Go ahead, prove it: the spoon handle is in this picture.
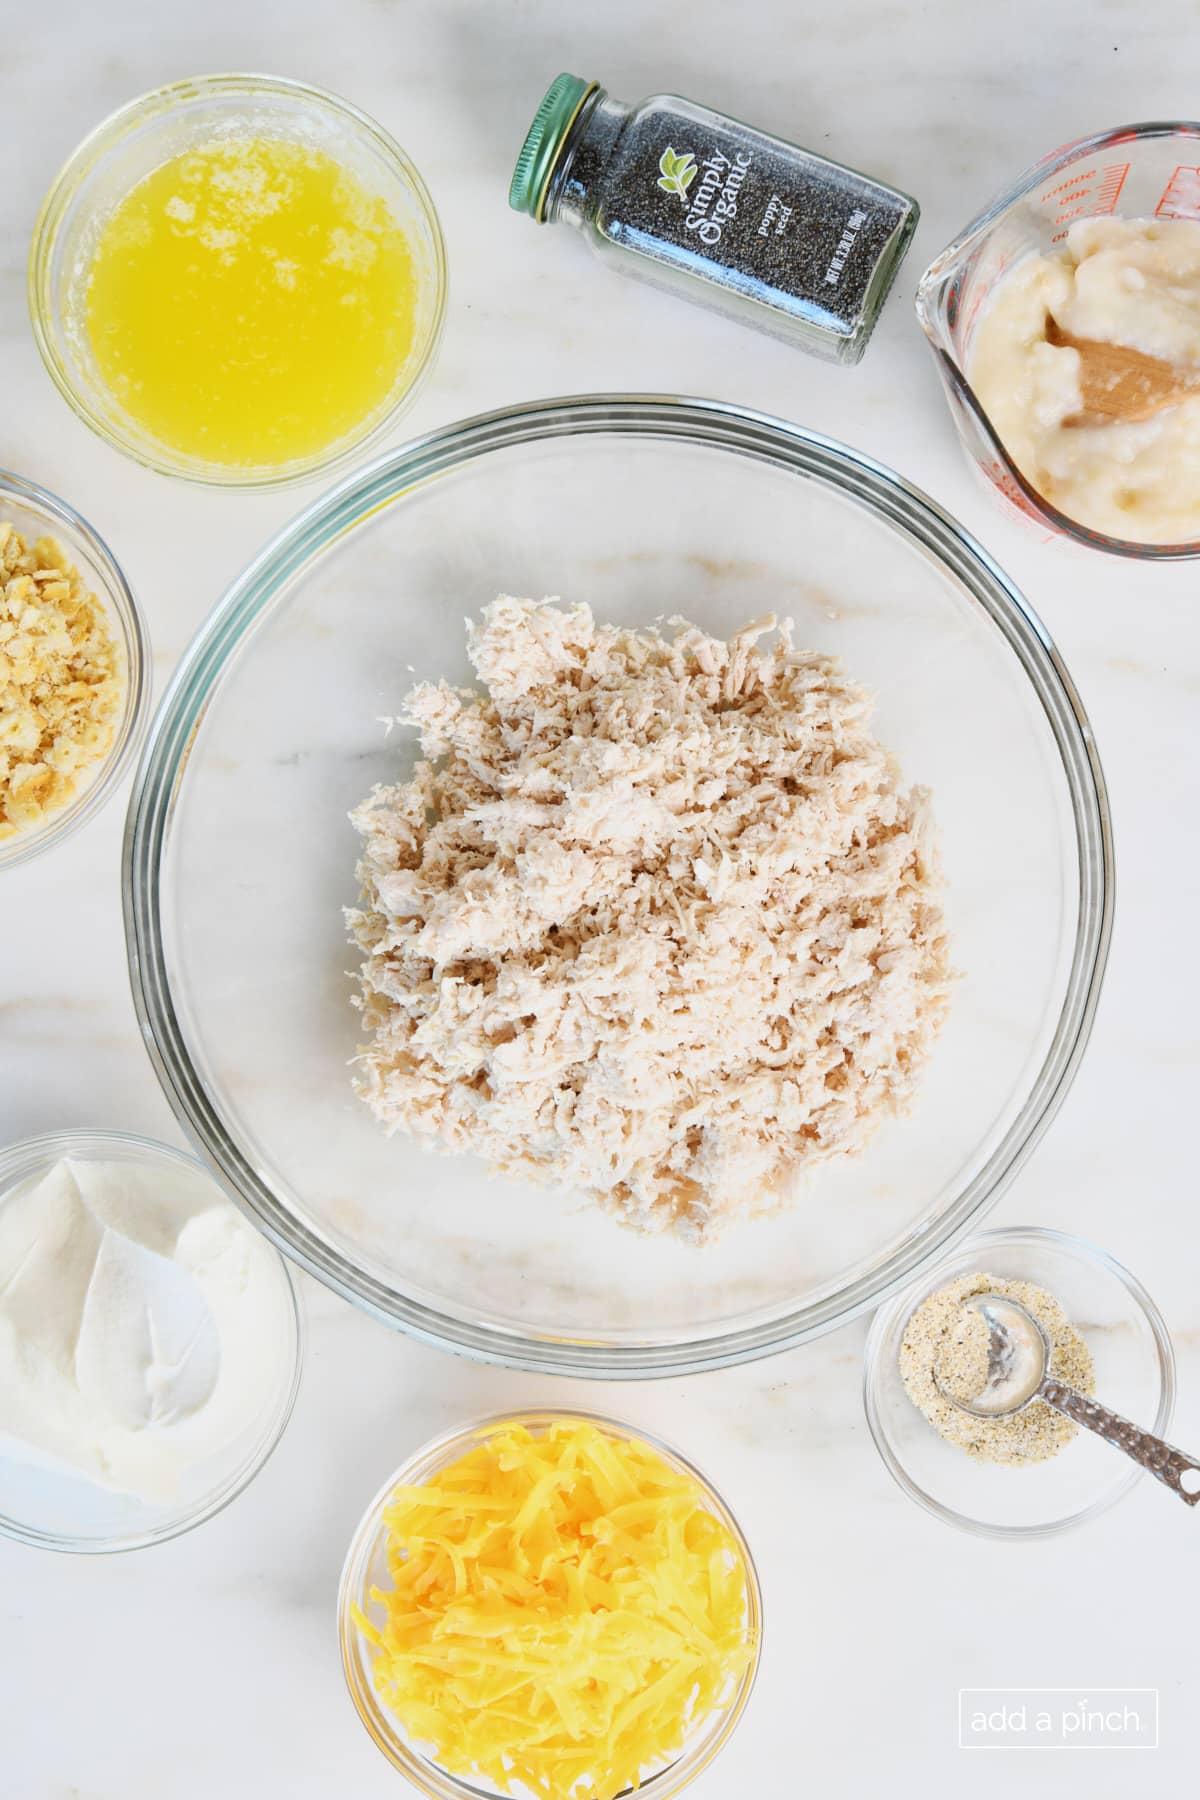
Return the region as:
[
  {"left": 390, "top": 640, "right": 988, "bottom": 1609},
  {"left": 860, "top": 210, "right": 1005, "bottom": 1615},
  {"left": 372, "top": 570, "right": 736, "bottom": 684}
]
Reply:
[{"left": 1041, "top": 1379, "right": 1200, "bottom": 1506}]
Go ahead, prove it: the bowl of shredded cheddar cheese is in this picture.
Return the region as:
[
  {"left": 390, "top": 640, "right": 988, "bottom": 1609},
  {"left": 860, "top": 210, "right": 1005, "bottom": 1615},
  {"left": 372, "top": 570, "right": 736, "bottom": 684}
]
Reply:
[{"left": 338, "top": 1411, "right": 761, "bottom": 1799}]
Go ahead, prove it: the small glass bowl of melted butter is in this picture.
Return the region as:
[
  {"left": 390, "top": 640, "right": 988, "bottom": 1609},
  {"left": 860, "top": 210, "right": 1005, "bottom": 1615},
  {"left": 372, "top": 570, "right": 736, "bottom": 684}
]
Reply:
[{"left": 30, "top": 73, "right": 447, "bottom": 488}]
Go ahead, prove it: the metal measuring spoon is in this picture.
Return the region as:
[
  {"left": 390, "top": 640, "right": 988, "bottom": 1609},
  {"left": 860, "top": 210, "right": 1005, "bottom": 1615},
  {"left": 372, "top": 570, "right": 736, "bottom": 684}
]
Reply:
[{"left": 935, "top": 1292, "right": 1200, "bottom": 1506}]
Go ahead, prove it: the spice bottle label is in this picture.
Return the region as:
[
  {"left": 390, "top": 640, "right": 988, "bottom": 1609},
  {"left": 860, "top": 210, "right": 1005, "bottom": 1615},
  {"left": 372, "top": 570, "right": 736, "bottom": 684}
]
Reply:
[{"left": 602, "top": 116, "right": 909, "bottom": 329}]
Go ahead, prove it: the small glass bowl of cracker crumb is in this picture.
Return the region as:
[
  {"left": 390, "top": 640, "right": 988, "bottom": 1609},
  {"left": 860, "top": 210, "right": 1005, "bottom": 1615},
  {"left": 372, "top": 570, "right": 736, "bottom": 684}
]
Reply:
[
  {"left": 863, "top": 1227, "right": 1176, "bottom": 1538},
  {"left": 0, "top": 471, "right": 148, "bottom": 871}
]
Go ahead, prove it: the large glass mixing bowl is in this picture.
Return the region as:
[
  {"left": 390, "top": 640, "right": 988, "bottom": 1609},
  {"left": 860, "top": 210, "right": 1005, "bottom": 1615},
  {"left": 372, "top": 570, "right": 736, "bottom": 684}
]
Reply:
[{"left": 123, "top": 397, "right": 1112, "bottom": 1376}]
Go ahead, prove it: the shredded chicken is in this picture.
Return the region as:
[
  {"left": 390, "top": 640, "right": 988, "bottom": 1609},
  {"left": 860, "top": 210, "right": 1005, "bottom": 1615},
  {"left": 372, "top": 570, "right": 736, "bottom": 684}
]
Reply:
[{"left": 346, "top": 598, "right": 951, "bottom": 1241}]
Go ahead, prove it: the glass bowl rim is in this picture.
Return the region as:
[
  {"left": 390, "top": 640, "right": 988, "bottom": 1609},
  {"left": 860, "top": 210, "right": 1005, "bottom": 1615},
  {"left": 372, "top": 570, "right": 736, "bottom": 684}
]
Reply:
[
  {"left": 121, "top": 392, "right": 1114, "bottom": 1377},
  {"left": 0, "top": 1126, "right": 304, "bottom": 1554},
  {"left": 27, "top": 70, "right": 448, "bottom": 491},
  {"left": 337, "top": 1405, "right": 763, "bottom": 1799},
  {"left": 861, "top": 1223, "right": 1177, "bottom": 1540},
  {"left": 0, "top": 468, "right": 150, "bottom": 871},
  {"left": 915, "top": 119, "right": 1200, "bottom": 560}
]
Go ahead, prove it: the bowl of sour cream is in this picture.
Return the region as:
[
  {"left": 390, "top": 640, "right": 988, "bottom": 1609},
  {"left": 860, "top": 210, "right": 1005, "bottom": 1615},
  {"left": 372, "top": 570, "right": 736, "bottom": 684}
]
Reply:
[{"left": 0, "top": 1129, "right": 302, "bottom": 1552}]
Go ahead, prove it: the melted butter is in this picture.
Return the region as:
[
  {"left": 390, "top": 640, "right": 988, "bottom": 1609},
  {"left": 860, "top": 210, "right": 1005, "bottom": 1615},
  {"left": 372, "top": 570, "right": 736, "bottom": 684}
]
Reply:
[{"left": 85, "top": 137, "right": 419, "bottom": 468}]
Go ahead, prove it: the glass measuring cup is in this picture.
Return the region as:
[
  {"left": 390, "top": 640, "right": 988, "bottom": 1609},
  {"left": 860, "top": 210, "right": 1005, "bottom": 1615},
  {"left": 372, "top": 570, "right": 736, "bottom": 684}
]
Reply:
[{"left": 916, "top": 121, "right": 1200, "bottom": 559}]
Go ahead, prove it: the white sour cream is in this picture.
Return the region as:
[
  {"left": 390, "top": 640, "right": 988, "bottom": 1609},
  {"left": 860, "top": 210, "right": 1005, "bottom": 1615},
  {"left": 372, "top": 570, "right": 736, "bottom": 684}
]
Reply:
[{"left": 0, "top": 1156, "right": 289, "bottom": 1501}]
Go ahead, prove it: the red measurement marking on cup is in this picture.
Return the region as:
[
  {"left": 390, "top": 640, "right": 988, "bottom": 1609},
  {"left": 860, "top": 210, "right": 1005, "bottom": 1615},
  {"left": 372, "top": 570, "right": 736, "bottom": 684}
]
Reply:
[
  {"left": 957, "top": 249, "right": 1014, "bottom": 344},
  {"left": 1094, "top": 162, "right": 1129, "bottom": 210},
  {"left": 987, "top": 459, "right": 1044, "bottom": 524},
  {"left": 1156, "top": 166, "right": 1200, "bottom": 219},
  {"left": 1044, "top": 162, "right": 1129, "bottom": 240}
]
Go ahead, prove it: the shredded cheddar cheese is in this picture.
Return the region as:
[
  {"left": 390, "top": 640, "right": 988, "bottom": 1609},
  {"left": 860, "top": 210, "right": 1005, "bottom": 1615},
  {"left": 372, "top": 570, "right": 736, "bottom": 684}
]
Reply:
[{"left": 356, "top": 1420, "right": 754, "bottom": 1798}]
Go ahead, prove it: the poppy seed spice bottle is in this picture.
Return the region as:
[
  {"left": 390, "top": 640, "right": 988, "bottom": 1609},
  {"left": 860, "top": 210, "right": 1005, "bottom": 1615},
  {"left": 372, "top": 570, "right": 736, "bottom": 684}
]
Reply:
[{"left": 509, "top": 74, "right": 919, "bottom": 365}]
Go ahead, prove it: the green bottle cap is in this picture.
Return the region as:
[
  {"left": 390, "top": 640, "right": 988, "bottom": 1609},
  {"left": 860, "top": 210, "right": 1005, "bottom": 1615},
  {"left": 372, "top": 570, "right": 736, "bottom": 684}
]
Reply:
[{"left": 509, "top": 73, "right": 597, "bottom": 221}]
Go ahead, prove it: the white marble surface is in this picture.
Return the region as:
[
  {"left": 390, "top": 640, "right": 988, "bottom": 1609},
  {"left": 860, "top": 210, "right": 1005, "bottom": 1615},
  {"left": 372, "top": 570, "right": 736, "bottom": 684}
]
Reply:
[{"left": 3, "top": 1, "right": 1200, "bottom": 1794}]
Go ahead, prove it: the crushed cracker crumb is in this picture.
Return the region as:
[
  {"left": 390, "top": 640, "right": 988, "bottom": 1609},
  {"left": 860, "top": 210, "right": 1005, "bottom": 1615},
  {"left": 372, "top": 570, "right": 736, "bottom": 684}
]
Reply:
[{"left": 0, "top": 525, "right": 123, "bottom": 840}]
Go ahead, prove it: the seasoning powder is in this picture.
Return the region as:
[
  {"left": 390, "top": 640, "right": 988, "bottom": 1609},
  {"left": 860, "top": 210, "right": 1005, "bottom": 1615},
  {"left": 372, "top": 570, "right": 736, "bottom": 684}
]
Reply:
[{"left": 899, "top": 1271, "right": 1096, "bottom": 1465}]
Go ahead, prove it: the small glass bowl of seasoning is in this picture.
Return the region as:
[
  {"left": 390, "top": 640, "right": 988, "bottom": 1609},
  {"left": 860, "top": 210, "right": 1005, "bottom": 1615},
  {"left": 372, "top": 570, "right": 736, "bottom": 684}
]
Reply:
[
  {"left": 0, "top": 471, "right": 149, "bottom": 873},
  {"left": 339, "top": 1409, "right": 762, "bottom": 1798},
  {"left": 29, "top": 73, "right": 447, "bottom": 488},
  {"left": 863, "top": 1226, "right": 1176, "bottom": 1538},
  {"left": 0, "top": 1129, "right": 303, "bottom": 1553}
]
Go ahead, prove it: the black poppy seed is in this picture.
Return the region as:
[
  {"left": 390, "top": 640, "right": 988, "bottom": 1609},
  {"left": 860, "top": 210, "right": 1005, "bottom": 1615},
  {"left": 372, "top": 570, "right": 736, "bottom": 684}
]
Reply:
[{"left": 526, "top": 81, "right": 919, "bottom": 365}]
